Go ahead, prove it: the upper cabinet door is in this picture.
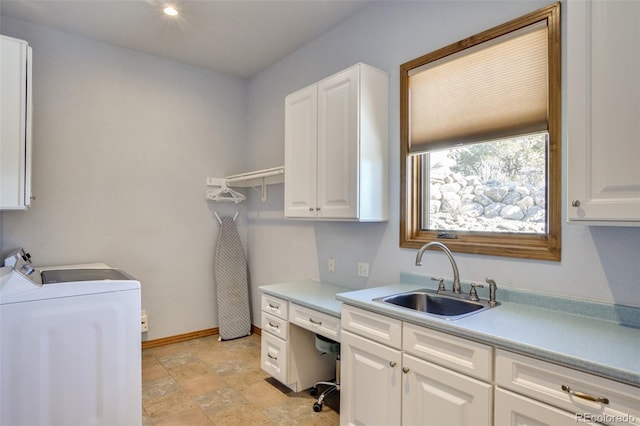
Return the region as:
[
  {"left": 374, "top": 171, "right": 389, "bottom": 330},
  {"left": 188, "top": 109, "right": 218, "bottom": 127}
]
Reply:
[
  {"left": 567, "top": 0, "right": 640, "bottom": 224},
  {"left": 284, "top": 84, "right": 318, "bottom": 218},
  {"left": 317, "top": 66, "right": 359, "bottom": 219},
  {"left": 1, "top": 35, "right": 32, "bottom": 210}
]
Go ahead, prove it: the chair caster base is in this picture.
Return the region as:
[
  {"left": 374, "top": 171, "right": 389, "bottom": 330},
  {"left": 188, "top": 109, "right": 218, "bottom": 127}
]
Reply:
[
  {"left": 310, "top": 386, "right": 318, "bottom": 396},
  {"left": 313, "top": 402, "right": 323, "bottom": 412}
]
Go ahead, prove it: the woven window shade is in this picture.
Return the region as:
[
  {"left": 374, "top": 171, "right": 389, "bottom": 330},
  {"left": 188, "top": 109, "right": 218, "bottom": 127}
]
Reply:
[{"left": 409, "top": 22, "right": 549, "bottom": 153}]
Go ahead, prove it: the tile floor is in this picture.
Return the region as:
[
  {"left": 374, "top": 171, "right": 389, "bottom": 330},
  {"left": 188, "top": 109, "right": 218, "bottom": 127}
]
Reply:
[{"left": 142, "top": 333, "right": 340, "bottom": 425}]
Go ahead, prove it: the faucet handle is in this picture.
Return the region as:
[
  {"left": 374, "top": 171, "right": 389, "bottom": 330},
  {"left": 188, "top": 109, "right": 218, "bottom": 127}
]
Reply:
[
  {"left": 431, "top": 277, "right": 446, "bottom": 292},
  {"left": 469, "top": 283, "right": 484, "bottom": 301}
]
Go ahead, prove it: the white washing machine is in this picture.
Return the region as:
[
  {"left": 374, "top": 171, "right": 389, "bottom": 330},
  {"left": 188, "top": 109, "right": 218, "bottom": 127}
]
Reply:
[{"left": 0, "top": 248, "right": 141, "bottom": 426}]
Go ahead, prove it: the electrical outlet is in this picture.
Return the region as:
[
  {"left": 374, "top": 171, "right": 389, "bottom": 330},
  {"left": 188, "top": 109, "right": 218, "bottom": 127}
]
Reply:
[
  {"left": 357, "top": 262, "right": 369, "bottom": 277},
  {"left": 141, "top": 309, "right": 149, "bottom": 333},
  {"left": 328, "top": 257, "right": 336, "bottom": 273}
]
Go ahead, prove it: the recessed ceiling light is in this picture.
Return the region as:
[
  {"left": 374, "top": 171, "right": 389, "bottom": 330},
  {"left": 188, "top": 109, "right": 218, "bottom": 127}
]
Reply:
[{"left": 163, "top": 6, "right": 178, "bottom": 17}]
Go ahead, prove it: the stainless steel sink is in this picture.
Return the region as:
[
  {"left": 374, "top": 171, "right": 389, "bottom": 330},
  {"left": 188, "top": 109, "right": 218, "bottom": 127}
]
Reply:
[{"left": 373, "top": 289, "right": 498, "bottom": 320}]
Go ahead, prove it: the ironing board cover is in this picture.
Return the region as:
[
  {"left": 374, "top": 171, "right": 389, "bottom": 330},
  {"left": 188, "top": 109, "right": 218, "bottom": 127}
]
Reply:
[{"left": 214, "top": 216, "right": 251, "bottom": 340}]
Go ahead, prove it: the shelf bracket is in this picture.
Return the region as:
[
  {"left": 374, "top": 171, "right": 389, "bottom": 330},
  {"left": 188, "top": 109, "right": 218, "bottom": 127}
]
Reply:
[{"left": 261, "top": 178, "right": 268, "bottom": 202}]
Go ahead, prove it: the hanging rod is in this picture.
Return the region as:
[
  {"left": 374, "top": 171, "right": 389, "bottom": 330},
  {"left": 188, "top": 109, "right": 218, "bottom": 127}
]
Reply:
[
  {"left": 206, "top": 166, "right": 284, "bottom": 202},
  {"left": 225, "top": 166, "right": 284, "bottom": 187}
]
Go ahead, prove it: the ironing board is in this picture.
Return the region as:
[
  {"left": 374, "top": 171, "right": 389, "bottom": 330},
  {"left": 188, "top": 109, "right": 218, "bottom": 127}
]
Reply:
[{"left": 214, "top": 215, "right": 251, "bottom": 340}]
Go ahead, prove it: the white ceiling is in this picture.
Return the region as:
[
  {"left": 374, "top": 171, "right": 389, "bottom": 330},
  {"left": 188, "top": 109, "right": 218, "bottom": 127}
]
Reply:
[{"left": 0, "top": 0, "right": 371, "bottom": 78}]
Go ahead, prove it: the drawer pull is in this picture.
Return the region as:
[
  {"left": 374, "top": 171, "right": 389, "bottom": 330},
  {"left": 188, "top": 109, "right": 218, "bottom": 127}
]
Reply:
[
  {"left": 268, "top": 321, "right": 279, "bottom": 329},
  {"left": 267, "top": 353, "right": 278, "bottom": 360},
  {"left": 389, "top": 361, "right": 397, "bottom": 368},
  {"left": 268, "top": 303, "right": 279, "bottom": 310},
  {"left": 561, "top": 385, "right": 609, "bottom": 405},
  {"left": 309, "top": 318, "right": 322, "bottom": 326}
]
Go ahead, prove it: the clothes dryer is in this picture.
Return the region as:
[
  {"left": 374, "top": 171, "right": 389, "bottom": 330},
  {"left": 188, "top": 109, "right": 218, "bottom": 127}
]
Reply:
[{"left": 0, "top": 249, "right": 141, "bottom": 426}]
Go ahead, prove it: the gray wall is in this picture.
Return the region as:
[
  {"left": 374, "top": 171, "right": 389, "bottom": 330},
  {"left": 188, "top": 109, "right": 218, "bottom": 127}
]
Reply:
[
  {"left": 1, "top": 16, "right": 248, "bottom": 340},
  {"left": 3, "top": 1, "right": 639, "bottom": 341},
  {"left": 244, "top": 0, "right": 640, "bottom": 327}
]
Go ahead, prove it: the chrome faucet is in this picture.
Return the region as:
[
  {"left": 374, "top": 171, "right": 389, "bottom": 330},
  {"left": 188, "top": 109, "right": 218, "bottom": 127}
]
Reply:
[
  {"left": 415, "top": 242, "right": 461, "bottom": 294},
  {"left": 485, "top": 278, "right": 498, "bottom": 306}
]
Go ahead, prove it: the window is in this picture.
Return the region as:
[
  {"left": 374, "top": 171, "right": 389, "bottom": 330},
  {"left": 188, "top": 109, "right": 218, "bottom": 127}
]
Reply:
[{"left": 400, "top": 3, "right": 561, "bottom": 261}]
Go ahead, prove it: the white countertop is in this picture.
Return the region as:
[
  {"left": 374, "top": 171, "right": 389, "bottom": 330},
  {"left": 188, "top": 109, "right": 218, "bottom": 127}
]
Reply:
[
  {"left": 259, "top": 277, "right": 640, "bottom": 386},
  {"left": 336, "top": 281, "right": 640, "bottom": 387},
  {"left": 260, "top": 279, "right": 349, "bottom": 318}
]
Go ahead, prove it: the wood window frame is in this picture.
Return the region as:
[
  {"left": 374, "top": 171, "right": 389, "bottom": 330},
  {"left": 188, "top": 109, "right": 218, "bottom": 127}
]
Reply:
[{"left": 400, "top": 3, "right": 561, "bottom": 261}]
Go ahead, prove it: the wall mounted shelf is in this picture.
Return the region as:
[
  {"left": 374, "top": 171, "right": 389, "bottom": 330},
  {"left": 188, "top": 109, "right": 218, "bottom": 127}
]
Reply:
[{"left": 206, "top": 166, "right": 284, "bottom": 202}]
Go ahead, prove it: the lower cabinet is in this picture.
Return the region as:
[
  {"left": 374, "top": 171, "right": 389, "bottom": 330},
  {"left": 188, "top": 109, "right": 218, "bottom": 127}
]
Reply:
[
  {"left": 340, "top": 304, "right": 640, "bottom": 426},
  {"left": 260, "top": 294, "right": 336, "bottom": 392},
  {"left": 340, "top": 305, "right": 492, "bottom": 426},
  {"left": 495, "top": 349, "right": 640, "bottom": 426}
]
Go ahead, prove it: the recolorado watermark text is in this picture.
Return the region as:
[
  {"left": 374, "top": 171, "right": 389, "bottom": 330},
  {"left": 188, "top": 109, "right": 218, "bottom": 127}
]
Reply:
[{"left": 576, "top": 413, "right": 636, "bottom": 423}]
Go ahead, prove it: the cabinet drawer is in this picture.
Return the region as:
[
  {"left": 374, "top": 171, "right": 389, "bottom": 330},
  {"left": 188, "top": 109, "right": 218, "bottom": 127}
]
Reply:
[
  {"left": 341, "top": 304, "right": 401, "bottom": 349},
  {"left": 261, "top": 294, "right": 288, "bottom": 320},
  {"left": 261, "top": 312, "right": 288, "bottom": 340},
  {"left": 495, "top": 387, "right": 588, "bottom": 425},
  {"left": 261, "top": 332, "right": 288, "bottom": 385},
  {"left": 288, "top": 303, "right": 340, "bottom": 342},
  {"left": 496, "top": 349, "right": 640, "bottom": 425},
  {"left": 403, "top": 322, "right": 492, "bottom": 381}
]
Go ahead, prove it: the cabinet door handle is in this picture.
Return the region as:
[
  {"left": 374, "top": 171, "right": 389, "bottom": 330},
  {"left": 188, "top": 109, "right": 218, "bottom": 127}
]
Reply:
[
  {"left": 389, "top": 361, "right": 397, "bottom": 367},
  {"left": 561, "top": 385, "right": 609, "bottom": 405},
  {"left": 571, "top": 200, "right": 581, "bottom": 207},
  {"left": 267, "top": 353, "right": 278, "bottom": 360},
  {"left": 309, "top": 207, "right": 314, "bottom": 211},
  {"left": 309, "top": 318, "right": 322, "bottom": 325},
  {"left": 268, "top": 321, "right": 279, "bottom": 329},
  {"left": 402, "top": 367, "right": 410, "bottom": 374}
]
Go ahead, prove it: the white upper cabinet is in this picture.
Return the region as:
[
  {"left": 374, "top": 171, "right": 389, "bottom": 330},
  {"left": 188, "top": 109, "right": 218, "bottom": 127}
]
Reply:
[
  {"left": 567, "top": 0, "right": 640, "bottom": 224},
  {"left": 284, "top": 63, "right": 389, "bottom": 221},
  {"left": 1, "top": 35, "right": 33, "bottom": 210}
]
